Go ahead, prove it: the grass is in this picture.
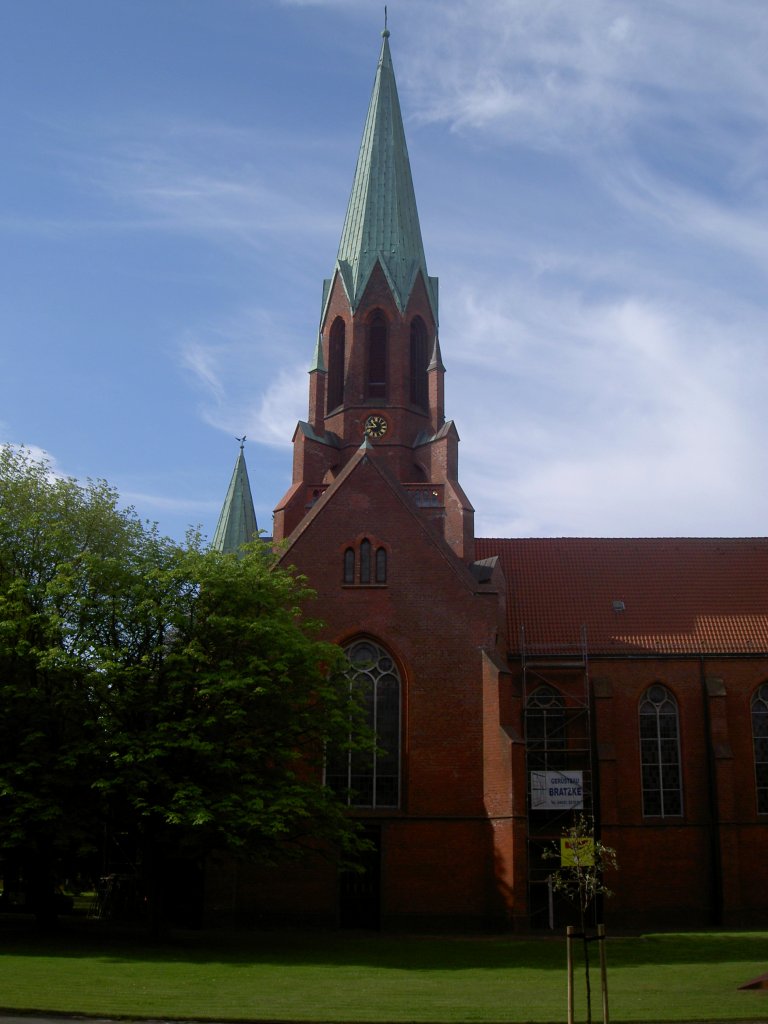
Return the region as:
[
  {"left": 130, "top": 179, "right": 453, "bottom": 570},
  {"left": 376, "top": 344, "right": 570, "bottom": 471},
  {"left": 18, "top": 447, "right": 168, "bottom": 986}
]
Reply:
[{"left": 0, "top": 920, "right": 766, "bottom": 1022}]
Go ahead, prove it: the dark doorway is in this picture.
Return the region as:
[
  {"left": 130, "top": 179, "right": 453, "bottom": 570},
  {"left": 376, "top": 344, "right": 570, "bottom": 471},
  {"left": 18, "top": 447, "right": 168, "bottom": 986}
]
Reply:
[
  {"left": 339, "top": 826, "right": 381, "bottom": 929},
  {"left": 162, "top": 856, "right": 205, "bottom": 928}
]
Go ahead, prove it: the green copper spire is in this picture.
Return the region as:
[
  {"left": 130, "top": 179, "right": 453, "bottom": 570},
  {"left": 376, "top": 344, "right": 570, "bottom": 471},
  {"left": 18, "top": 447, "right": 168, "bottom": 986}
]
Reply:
[
  {"left": 332, "top": 29, "right": 438, "bottom": 319},
  {"left": 212, "top": 439, "right": 259, "bottom": 554}
]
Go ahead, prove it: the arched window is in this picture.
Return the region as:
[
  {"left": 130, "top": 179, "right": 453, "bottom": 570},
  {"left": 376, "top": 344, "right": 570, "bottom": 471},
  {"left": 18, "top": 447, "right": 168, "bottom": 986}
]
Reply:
[
  {"left": 367, "top": 312, "right": 387, "bottom": 398},
  {"left": 328, "top": 318, "right": 345, "bottom": 411},
  {"left": 326, "top": 639, "right": 401, "bottom": 808},
  {"left": 359, "top": 539, "right": 371, "bottom": 583},
  {"left": 525, "top": 685, "right": 566, "bottom": 772},
  {"left": 342, "top": 539, "right": 388, "bottom": 586},
  {"left": 375, "top": 547, "right": 387, "bottom": 583},
  {"left": 752, "top": 683, "right": 768, "bottom": 814},
  {"left": 409, "top": 316, "right": 428, "bottom": 409},
  {"left": 639, "top": 684, "right": 682, "bottom": 817},
  {"left": 343, "top": 547, "right": 355, "bottom": 585}
]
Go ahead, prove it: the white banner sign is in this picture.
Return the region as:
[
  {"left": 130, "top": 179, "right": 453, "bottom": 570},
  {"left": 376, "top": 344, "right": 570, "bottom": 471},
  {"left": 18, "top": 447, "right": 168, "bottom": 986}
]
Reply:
[{"left": 530, "top": 770, "right": 584, "bottom": 810}]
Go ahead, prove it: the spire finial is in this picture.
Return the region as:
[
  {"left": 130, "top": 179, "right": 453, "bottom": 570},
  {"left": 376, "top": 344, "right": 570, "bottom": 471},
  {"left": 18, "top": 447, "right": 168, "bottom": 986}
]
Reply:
[
  {"left": 382, "top": 6, "right": 389, "bottom": 37},
  {"left": 236, "top": 434, "right": 246, "bottom": 450}
]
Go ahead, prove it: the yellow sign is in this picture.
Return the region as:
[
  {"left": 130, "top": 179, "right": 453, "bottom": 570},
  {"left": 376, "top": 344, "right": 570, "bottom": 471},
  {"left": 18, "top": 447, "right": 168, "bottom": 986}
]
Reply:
[{"left": 561, "top": 837, "right": 594, "bottom": 867}]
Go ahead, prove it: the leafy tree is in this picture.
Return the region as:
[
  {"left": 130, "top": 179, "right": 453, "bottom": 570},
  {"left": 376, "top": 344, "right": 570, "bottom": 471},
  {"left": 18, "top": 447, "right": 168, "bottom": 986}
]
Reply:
[
  {"left": 544, "top": 815, "right": 617, "bottom": 1024},
  {"left": 0, "top": 445, "right": 144, "bottom": 921},
  {"left": 95, "top": 538, "right": 367, "bottom": 929},
  {"left": 0, "top": 445, "right": 367, "bottom": 928}
]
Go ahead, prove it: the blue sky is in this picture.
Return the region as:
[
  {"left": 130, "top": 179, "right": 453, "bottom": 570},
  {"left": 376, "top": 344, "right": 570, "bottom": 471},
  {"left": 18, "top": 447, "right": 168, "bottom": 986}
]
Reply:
[{"left": 2, "top": 0, "right": 767, "bottom": 541}]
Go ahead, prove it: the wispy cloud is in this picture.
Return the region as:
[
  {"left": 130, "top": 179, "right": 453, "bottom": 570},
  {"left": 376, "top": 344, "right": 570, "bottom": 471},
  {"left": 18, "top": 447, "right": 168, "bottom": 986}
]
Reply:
[
  {"left": 6, "top": 117, "right": 343, "bottom": 249},
  {"left": 256, "top": 368, "right": 310, "bottom": 445},
  {"left": 401, "top": 2, "right": 768, "bottom": 141},
  {"left": 96, "top": 154, "right": 337, "bottom": 248},
  {"left": 120, "top": 490, "right": 220, "bottom": 516},
  {"left": 599, "top": 160, "right": 768, "bottom": 273},
  {"left": 179, "top": 307, "right": 307, "bottom": 447},
  {"left": 181, "top": 341, "right": 226, "bottom": 405},
  {"left": 448, "top": 277, "right": 768, "bottom": 536}
]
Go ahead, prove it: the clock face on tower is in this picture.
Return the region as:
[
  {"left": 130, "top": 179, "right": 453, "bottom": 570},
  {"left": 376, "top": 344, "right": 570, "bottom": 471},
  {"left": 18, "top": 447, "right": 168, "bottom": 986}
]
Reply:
[{"left": 363, "top": 414, "right": 388, "bottom": 439}]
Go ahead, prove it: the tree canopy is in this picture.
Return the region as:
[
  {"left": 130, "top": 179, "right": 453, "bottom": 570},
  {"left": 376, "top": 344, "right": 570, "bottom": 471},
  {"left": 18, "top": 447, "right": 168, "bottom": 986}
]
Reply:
[{"left": 0, "top": 445, "right": 365, "bottom": 925}]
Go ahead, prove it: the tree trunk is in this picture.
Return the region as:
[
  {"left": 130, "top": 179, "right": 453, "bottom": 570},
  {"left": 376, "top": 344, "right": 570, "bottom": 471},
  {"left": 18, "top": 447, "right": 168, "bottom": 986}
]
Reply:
[{"left": 581, "top": 906, "right": 592, "bottom": 1024}]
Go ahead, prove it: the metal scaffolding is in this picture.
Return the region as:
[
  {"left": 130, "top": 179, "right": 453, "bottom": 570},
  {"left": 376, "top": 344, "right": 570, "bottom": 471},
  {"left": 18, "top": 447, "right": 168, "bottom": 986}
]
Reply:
[{"left": 521, "top": 625, "right": 596, "bottom": 928}]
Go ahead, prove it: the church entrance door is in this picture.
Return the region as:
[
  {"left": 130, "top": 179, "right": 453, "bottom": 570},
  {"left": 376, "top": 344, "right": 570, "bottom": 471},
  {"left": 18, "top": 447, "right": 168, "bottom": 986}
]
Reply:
[{"left": 339, "top": 826, "right": 381, "bottom": 930}]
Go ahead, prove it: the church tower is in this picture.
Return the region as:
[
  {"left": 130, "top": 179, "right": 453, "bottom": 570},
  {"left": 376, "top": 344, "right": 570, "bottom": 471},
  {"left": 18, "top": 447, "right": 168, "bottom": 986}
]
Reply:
[
  {"left": 253, "top": 25, "right": 517, "bottom": 933},
  {"left": 273, "top": 28, "right": 474, "bottom": 561}
]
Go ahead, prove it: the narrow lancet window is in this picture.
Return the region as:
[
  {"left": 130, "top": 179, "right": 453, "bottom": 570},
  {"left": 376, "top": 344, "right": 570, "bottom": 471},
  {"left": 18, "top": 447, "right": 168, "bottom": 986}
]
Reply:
[
  {"left": 409, "top": 316, "right": 428, "bottom": 409},
  {"left": 359, "top": 539, "right": 371, "bottom": 583},
  {"left": 525, "top": 685, "right": 566, "bottom": 773},
  {"left": 328, "top": 318, "right": 346, "bottom": 411},
  {"left": 639, "top": 684, "right": 682, "bottom": 816},
  {"left": 343, "top": 547, "right": 355, "bottom": 584},
  {"left": 367, "top": 313, "right": 387, "bottom": 398},
  {"left": 375, "top": 547, "right": 387, "bottom": 583}
]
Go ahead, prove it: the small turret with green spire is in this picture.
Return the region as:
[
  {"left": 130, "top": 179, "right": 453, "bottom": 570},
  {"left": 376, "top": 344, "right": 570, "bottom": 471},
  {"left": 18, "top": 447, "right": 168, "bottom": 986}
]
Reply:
[{"left": 212, "top": 437, "right": 259, "bottom": 554}]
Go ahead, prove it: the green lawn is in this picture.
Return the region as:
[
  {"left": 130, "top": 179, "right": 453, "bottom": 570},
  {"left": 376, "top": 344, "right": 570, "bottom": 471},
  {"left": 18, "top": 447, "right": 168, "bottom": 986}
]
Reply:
[{"left": 0, "top": 923, "right": 766, "bottom": 1022}]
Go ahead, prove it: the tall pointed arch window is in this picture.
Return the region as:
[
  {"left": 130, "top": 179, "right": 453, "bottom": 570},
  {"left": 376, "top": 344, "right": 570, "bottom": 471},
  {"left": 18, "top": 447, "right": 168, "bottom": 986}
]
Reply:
[
  {"left": 367, "top": 312, "right": 387, "bottom": 399},
  {"left": 359, "top": 539, "right": 371, "bottom": 584},
  {"left": 328, "top": 317, "right": 345, "bottom": 411},
  {"left": 375, "top": 546, "right": 387, "bottom": 583},
  {"left": 639, "top": 684, "right": 682, "bottom": 817},
  {"left": 343, "top": 547, "right": 355, "bottom": 585},
  {"left": 409, "top": 316, "right": 428, "bottom": 409},
  {"left": 752, "top": 683, "right": 768, "bottom": 814},
  {"left": 326, "top": 639, "right": 401, "bottom": 808},
  {"left": 525, "top": 685, "right": 566, "bottom": 773}
]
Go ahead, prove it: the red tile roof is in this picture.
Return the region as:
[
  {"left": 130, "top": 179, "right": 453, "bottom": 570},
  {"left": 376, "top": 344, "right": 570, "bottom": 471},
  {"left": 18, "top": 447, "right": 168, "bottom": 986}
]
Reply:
[{"left": 474, "top": 537, "right": 768, "bottom": 656}]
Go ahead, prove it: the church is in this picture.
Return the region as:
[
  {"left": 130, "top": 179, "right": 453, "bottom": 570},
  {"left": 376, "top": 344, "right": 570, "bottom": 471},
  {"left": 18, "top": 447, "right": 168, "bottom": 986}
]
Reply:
[{"left": 209, "top": 29, "right": 768, "bottom": 932}]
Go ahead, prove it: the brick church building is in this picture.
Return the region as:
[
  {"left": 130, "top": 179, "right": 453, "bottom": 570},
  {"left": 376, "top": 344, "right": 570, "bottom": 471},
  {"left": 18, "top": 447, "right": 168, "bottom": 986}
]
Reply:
[{"left": 210, "top": 29, "right": 768, "bottom": 931}]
